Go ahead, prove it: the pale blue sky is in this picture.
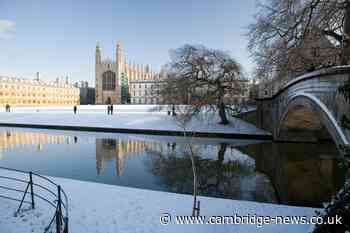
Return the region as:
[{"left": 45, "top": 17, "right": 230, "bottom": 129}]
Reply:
[{"left": 0, "top": 0, "right": 257, "bottom": 84}]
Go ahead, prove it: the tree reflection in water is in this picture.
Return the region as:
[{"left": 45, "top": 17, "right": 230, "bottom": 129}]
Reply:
[{"left": 145, "top": 142, "right": 277, "bottom": 203}]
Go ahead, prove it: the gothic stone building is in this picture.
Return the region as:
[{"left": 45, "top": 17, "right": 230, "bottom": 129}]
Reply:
[{"left": 95, "top": 42, "right": 163, "bottom": 104}]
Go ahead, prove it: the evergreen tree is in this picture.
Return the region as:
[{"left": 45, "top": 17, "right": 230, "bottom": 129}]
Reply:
[{"left": 120, "top": 72, "right": 129, "bottom": 104}]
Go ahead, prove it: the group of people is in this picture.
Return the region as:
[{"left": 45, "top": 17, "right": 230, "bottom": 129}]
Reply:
[
  {"left": 5, "top": 104, "right": 11, "bottom": 112},
  {"left": 73, "top": 105, "right": 115, "bottom": 114},
  {"left": 4, "top": 104, "right": 117, "bottom": 115},
  {"left": 107, "top": 105, "right": 114, "bottom": 115}
]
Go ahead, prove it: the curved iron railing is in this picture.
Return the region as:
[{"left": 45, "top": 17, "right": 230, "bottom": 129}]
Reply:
[{"left": 0, "top": 166, "right": 69, "bottom": 233}]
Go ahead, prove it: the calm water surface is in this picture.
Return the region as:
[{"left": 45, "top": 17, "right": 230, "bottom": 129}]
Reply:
[{"left": 0, "top": 127, "right": 345, "bottom": 207}]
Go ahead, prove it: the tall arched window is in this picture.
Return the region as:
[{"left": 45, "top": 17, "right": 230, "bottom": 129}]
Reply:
[{"left": 102, "top": 71, "right": 116, "bottom": 90}]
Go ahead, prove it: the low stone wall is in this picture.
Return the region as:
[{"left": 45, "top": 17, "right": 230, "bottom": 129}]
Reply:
[{"left": 237, "top": 110, "right": 258, "bottom": 126}]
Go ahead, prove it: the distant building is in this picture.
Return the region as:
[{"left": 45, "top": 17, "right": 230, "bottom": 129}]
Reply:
[
  {"left": 76, "top": 81, "right": 95, "bottom": 105},
  {"left": 130, "top": 78, "right": 165, "bottom": 104},
  {"left": 247, "top": 79, "right": 259, "bottom": 101},
  {"left": 185, "top": 79, "right": 250, "bottom": 105},
  {"left": 225, "top": 79, "right": 250, "bottom": 104},
  {"left": 95, "top": 41, "right": 162, "bottom": 104},
  {"left": 0, "top": 74, "right": 79, "bottom": 107}
]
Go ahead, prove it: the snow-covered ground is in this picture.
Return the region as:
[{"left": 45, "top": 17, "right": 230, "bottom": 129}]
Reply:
[
  {"left": 0, "top": 105, "right": 257, "bottom": 114},
  {"left": 0, "top": 105, "right": 268, "bottom": 136},
  {"left": 0, "top": 169, "right": 318, "bottom": 233},
  {"left": 1, "top": 105, "right": 166, "bottom": 114}
]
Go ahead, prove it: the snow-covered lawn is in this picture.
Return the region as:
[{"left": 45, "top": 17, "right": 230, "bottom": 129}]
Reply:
[
  {"left": 0, "top": 170, "right": 317, "bottom": 233},
  {"left": 0, "top": 105, "right": 268, "bottom": 136},
  {"left": 1, "top": 105, "right": 165, "bottom": 114}
]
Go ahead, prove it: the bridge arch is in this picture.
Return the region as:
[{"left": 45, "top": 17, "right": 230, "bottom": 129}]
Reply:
[{"left": 277, "top": 93, "right": 349, "bottom": 151}]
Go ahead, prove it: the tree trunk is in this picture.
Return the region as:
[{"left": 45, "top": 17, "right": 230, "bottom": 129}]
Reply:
[
  {"left": 341, "top": 3, "right": 350, "bottom": 65},
  {"left": 217, "top": 143, "right": 226, "bottom": 163},
  {"left": 218, "top": 88, "right": 229, "bottom": 125},
  {"left": 215, "top": 143, "right": 227, "bottom": 190}
]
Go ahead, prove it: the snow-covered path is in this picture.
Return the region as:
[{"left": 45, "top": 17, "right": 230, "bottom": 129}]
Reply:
[
  {"left": 0, "top": 173, "right": 317, "bottom": 233},
  {"left": 0, "top": 106, "right": 269, "bottom": 137}
]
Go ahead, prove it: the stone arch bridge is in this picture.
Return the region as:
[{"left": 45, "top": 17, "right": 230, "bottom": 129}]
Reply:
[{"left": 256, "top": 66, "right": 350, "bottom": 152}]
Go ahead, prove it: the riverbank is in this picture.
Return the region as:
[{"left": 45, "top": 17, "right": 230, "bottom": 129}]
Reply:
[
  {"left": 0, "top": 171, "right": 317, "bottom": 233},
  {"left": 0, "top": 106, "right": 271, "bottom": 140}
]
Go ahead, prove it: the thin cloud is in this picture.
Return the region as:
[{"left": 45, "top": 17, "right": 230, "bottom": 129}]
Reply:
[{"left": 0, "top": 19, "right": 16, "bottom": 39}]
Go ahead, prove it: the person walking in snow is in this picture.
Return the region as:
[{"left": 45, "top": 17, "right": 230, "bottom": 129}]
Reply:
[
  {"left": 110, "top": 105, "right": 114, "bottom": 115},
  {"left": 73, "top": 105, "right": 77, "bottom": 114},
  {"left": 107, "top": 105, "right": 110, "bottom": 115}
]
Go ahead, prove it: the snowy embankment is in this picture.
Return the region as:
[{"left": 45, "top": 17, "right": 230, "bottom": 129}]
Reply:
[
  {"left": 0, "top": 169, "right": 317, "bottom": 233},
  {"left": 0, "top": 105, "right": 269, "bottom": 137}
]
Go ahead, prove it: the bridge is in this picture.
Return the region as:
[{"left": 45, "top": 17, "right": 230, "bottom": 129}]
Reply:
[{"left": 255, "top": 66, "right": 350, "bottom": 153}]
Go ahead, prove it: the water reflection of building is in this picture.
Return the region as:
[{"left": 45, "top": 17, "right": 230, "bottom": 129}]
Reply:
[
  {"left": 0, "top": 131, "right": 72, "bottom": 157},
  {"left": 95, "top": 138, "right": 166, "bottom": 176},
  {"left": 95, "top": 139, "right": 144, "bottom": 176}
]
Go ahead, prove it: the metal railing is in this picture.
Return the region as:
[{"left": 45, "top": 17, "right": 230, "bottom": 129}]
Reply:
[{"left": 0, "top": 166, "right": 69, "bottom": 233}]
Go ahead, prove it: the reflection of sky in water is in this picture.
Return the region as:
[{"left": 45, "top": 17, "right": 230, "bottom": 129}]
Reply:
[{"left": 0, "top": 127, "right": 343, "bottom": 207}]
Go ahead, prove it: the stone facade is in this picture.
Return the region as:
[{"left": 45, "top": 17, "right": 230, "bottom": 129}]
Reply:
[
  {"left": 130, "top": 79, "right": 165, "bottom": 104},
  {"left": 95, "top": 42, "right": 162, "bottom": 104},
  {"left": 75, "top": 81, "right": 95, "bottom": 105},
  {"left": 0, "top": 75, "right": 79, "bottom": 107},
  {"left": 225, "top": 79, "right": 250, "bottom": 104}
]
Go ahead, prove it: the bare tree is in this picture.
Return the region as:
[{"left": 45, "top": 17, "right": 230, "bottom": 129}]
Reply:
[
  {"left": 161, "top": 44, "right": 246, "bottom": 125},
  {"left": 175, "top": 104, "right": 204, "bottom": 216},
  {"left": 248, "top": 0, "right": 350, "bottom": 80},
  {"left": 160, "top": 71, "right": 190, "bottom": 115}
]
